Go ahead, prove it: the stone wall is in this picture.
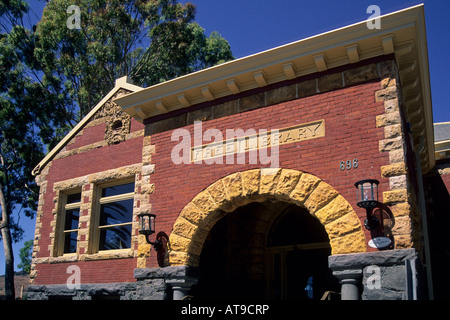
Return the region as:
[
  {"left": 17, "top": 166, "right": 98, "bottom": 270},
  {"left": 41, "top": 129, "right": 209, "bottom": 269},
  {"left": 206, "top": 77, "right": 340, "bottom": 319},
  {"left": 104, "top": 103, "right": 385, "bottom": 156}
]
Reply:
[
  {"left": 27, "top": 282, "right": 137, "bottom": 300},
  {"left": 375, "top": 61, "right": 422, "bottom": 251},
  {"left": 329, "top": 248, "right": 424, "bottom": 300}
]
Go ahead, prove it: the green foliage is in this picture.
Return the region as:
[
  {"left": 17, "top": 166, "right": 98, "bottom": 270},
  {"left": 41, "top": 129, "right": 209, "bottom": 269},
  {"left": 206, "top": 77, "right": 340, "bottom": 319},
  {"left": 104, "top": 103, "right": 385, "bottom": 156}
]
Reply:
[
  {"left": 1, "top": 4, "right": 47, "bottom": 242},
  {"left": 35, "top": 0, "right": 234, "bottom": 121},
  {"left": 0, "top": 0, "right": 233, "bottom": 243},
  {"left": 17, "top": 239, "right": 33, "bottom": 273},
  {"left": 1, "top": 0, "right": 233, "bottom": 299},
  {"left": 0, "top": 0, "right": 233, "bottom": 300}
]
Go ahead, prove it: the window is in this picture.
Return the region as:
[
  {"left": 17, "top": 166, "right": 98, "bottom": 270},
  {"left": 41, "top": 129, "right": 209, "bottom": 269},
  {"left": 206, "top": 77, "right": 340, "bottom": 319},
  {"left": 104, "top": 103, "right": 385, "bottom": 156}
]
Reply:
[
  {"left": 96, "top": 181, "right": 135, "bottom": 251},
  {"left": 60, "top": 192, "right": 81, "bottom": 255}
]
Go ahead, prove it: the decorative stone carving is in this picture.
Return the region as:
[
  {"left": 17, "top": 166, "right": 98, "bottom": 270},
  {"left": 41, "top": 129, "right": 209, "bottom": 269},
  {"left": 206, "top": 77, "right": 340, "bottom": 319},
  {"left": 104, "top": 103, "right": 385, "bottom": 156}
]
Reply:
[{"left": 93, "top": 89, "right": 132, "bottom": 145}]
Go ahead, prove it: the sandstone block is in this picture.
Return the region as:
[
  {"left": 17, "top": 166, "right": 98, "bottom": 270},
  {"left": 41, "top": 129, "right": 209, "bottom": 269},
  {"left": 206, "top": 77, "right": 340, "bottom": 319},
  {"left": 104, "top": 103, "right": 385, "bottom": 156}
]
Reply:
[
  {"left": 198, "top": 209, "right": 227, "bottom": 232},
  {"left": 375, "top": 86, "right": 398, "bottom": 102},
  {"left": 172, "top": 217, "right": 198, "bottom": 239},
  {"left": 325, "top": 213, "right": 363, "bottom": 238},
  {"left": 179, "top": 202, "right": 206, "bottom": 225},
  {"left": 380, "top": 76, "right": 396, "bottom": 89},
  {"left": 303, "top": 181, "right": 339, "bottom": 214},
  {"left": 266, "top": 84, "right": 296, "bottom": 106},
  {"left": 343, "top": 63, "right": 378, "bottom": 86},
  {"left": 329, "top": 232, "right": 366, "bottom": 255},
  {"left": 390, "top": 202, "right": 411, "bottom": 218},
  {"left": 192, "top": 190, "right": 217, "bottom": 214},
  {"left": 289, "top": 173, "right": 321, "bottom": 205},
  {"left": 239, "top": 92, "right": 265, "bottom": 112},
  {"left": 137, "top": 241, "right": 151, "bottom": 258},
  {"left": 187, "top": 106, "right": 213, "bottom": 124},
  {"left": 389, "top": 149, "right": 405, "bottom": 163},
  {"left": 168, "top": 251, "right": 188, "bottom": 266},
  {"left": 142, "top": 164, "right": 155, "bottom": 176},
  {"left": 259, "top": 168, "right": 281, "bottom": 196},
  {"left": 168, "top": 251, "right": 200, "bottom": 267},
  {"left": 378, "top": 60, "right": 395, "bottom": 78},
  {"left": 222, "top": 172, "right": 243, "bottom": 200},
  {"left": 206, "top": 180, "right": 230, "bottom": 211},
  {"left": 384, "top": 98, "right": 399, "bottom": 113},
  {"left": 314, "top": 195, "right": 355, "bottom": 225},
  {"left": 381, "top": 162, "right": 407, "bottom": 178},
  {"left": 241, "top": 169, "right": 261, "bottom": 198},
  {"left": 212, "top": 100, "right": 239, "bottom": 119},
  {"left": 384, "top": 124, "right": 402, "bottom": 139},
  {"left": 169, "top": 233, "right": 191, "bottom": 253},
  {"left": 379, "top": 136, "right": 403, "bottom": 152},
  {"left": 383, "top": 189, "right": 408, "bottom": 204},
  {"left": 297, "top": 79, "right": 317, "bottom": 98},
  {"left": 392, "top": 216, "right": 412, "bottom": 235},
  {"left": 137, "top": 257, "right": 146, "bottom": 268},
  {"left": 274, "top": 169, "right": 302, "bottom": 201},
  {"left": 317, "top": 72, "right": 343, "bottom": 92},
  {"left": 376, "top": 111, "right": 401, "bottom": 127},
  {"left": 393, "top": 234, "right": 413, "bottom": 249},
  {"left": 389, "top": 175, "right": 407, "bottom": 190}
]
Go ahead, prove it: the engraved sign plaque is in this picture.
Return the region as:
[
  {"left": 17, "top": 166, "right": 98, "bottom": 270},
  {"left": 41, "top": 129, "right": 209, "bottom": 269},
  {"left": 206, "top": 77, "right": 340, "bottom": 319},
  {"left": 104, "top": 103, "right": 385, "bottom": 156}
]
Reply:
[{"left": 191, "top": 119, "right": 325, "bottom": 162}]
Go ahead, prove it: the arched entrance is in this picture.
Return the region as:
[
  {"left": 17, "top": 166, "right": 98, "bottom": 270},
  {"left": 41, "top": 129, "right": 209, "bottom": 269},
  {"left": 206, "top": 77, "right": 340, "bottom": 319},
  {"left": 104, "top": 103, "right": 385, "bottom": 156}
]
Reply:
[
  {"left": 192, "top": 200, "right": 340, "bottom": 299},
  {"left": 168, "top": 169, "right": 366, "bottom": 298}
]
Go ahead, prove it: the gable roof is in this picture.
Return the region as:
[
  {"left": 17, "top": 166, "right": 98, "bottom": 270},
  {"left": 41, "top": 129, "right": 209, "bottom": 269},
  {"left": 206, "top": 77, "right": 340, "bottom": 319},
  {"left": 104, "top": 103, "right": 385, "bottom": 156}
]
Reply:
[
  {"left": 114, "top": 4, "right": 435, "bottom": 173},
  {"left": 32, "top": 77, "right": 142, "bottom": 176}
]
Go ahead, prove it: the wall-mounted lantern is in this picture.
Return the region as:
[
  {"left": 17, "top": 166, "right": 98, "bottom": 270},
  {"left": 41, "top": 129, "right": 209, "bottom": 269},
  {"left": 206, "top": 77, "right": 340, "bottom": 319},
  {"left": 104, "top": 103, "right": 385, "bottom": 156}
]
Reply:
[
  {"left": 354, "top": 179, "right": 381, "bottom": 230},
  {"left": 137, "top": 213, "right": 163, "bottom": 251},
  {"left": 354, "top": 179, "right": 394, "bottom": 250}
]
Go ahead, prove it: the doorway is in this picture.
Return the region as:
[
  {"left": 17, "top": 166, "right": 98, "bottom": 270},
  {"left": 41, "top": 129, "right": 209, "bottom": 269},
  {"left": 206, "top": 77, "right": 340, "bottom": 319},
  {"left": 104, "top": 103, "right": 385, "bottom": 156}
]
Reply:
[
  {"left": 265, "top": 205, "right": 336, "bottom": 299},
  {"left": 194, "top": 201, "right": 338, "bottom": 300}
]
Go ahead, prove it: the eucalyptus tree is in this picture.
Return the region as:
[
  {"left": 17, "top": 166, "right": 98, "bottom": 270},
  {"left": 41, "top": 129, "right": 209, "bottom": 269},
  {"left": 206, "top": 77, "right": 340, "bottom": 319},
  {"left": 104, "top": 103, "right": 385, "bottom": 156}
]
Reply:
[{"left": 0, "top": 0, "right": 233, "bottom": 300}]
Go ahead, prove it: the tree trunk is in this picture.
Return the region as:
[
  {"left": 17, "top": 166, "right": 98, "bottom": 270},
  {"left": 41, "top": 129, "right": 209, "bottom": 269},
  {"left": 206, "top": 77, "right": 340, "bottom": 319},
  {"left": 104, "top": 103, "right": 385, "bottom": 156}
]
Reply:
[{"left": 0, "top": 182, "right": 15, "bottom": 300}]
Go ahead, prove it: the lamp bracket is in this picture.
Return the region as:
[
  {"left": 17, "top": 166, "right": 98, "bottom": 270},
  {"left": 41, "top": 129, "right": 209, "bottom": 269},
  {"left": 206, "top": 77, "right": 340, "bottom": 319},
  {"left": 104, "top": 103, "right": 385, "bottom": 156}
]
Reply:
[{"left": 144, "top": 235, "right": 163, "bottom": 251}]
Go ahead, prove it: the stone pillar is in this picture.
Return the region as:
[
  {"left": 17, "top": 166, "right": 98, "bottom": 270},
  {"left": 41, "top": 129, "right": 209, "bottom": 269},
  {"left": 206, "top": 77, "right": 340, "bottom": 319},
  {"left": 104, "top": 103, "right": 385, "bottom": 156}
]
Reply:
[
  {"left": 329, "top": 249, "right": 424, "bottom": 300},
  {"left": 332, "top": 270, "right": 363, "bottom": 300},
  {"left": 134, "top": 265, "right": 198, "bottom": 300},
  {"left": 167, "top": 279, "right": 197, "bottom": 300}
]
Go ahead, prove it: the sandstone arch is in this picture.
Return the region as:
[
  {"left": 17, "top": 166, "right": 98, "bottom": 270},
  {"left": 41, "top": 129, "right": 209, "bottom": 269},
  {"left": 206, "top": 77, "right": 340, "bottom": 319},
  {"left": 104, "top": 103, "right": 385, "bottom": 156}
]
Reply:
[{"left": 168, "top": 168, "right": 366, "bottom": 266}]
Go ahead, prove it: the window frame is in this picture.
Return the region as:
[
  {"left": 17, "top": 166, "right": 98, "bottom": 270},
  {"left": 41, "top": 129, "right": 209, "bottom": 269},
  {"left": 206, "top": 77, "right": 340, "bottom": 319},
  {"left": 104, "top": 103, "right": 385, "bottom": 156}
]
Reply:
[
  {"left": 92, "top": 178, "right": 136, "bottom": 253},
  {"left": 57, "top": 190, "right": 82, "bottom": 256}
]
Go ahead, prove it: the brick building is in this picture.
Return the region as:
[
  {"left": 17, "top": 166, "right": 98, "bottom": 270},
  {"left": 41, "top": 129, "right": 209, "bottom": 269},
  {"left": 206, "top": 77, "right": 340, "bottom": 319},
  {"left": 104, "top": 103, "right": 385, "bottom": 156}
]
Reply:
[{"left": 27, "top": 5, "right": 450, "bottom": 300}]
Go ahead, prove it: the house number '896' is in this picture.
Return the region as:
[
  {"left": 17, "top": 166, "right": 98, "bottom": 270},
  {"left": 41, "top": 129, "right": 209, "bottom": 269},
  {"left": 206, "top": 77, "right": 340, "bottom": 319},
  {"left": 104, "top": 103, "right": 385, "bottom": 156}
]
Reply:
[{"left": 340, "top": 159, "right": 359, "bottom": 171}]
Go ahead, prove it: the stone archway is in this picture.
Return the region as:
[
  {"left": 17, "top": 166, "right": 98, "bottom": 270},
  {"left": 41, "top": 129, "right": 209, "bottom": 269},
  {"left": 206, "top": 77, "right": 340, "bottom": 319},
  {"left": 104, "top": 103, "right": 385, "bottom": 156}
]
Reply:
[{"left": 168, "top": 168, "right": 366, "bottom": 266}]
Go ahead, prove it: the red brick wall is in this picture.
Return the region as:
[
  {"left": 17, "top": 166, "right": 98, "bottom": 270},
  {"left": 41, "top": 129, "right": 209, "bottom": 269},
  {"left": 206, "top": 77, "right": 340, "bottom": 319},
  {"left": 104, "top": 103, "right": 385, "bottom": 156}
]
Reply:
[
  {"left": 146, "top": 80, "right": 389, "bottom": 267},
  {"left": 65, "top": 123, "right": 107, "bottom": 151},
  {"left": 34, "top": 259, "right": 137, "bottom": 285}
]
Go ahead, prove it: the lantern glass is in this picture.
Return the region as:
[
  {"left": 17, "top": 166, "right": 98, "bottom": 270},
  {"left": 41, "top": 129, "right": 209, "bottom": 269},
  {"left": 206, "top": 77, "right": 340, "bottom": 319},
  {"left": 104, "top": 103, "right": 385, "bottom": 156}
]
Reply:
[
  {"left": 138, "top": 213, "right": 156, "bottom": 236},
  {"left": 355, "top": 179, "right": 379, "bottom": 209}
]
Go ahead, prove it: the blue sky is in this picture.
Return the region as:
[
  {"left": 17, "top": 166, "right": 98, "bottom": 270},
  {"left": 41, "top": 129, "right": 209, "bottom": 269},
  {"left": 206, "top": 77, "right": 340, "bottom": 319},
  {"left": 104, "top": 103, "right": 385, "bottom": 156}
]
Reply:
[{"left": 1, "top": 0, "right": 449, "bottom": 274}]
